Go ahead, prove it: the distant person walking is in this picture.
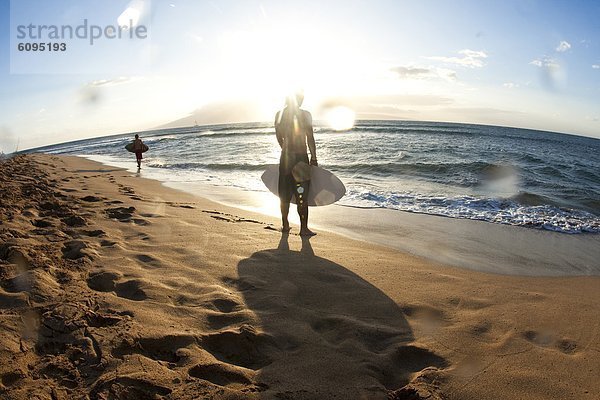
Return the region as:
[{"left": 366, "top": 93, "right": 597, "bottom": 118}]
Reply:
[
  {"left": 275, "top": 91, "right": 318, "bottom": 236},
  {"left": 132, "top": 134, "right": 145, "bottom": 169}
]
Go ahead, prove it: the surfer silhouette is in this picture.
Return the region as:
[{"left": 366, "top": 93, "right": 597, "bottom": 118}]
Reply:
[
  {"left": 275, "top": 91, "right": 318, "bottom": 236},
  {"left": 132, "top": 134, "right": 144, "bottom": 169}
]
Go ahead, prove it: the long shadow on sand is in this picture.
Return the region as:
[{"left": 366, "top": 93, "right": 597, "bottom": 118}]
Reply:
[{"left": 236, "top": 234, "right": 447, "bottom": 398}]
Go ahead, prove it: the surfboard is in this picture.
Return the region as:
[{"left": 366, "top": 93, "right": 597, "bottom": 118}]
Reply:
[
  {"left": 261, "top": 164, "right": 346, "bottom": 206},
  {"left": 125, "top": 142, "right": 149, "bottom": 153}
]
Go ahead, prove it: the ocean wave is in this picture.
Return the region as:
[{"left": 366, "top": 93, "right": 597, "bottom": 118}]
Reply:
[
  {"left": 351, "top": 125, "right": 478, "bottom": 136},
  {"left": 341, "top": 190, "right": 600, "bottom": 234},
  {"left": 325, "top": 161, "right": 505, "bottom": 177},
  {"left": 145, "top": 162, "right": 268, "bottom": 171},
  {"left": 509, "top": 191, "right": 565, "bottom": 208}
]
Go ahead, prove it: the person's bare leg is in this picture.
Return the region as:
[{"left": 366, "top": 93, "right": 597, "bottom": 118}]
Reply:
[
  {"left": 298, "top": 202, "right": 315, "bottom": 236},
  {"left": 280, "top": 201, "right": 291, "bottom": 232}
]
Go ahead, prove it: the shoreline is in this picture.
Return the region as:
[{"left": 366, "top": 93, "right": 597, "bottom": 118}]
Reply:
[
  {"left": 75, "top": 153, "right": 600, "bottom": 276},
  {"left": 1, "top": 154, "right": 599, "bottom": 399},
  {"left": 167, "top": 181, "right": 600, "bottom": 277}
]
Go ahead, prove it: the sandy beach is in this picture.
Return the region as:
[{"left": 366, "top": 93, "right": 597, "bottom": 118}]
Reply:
[{"left": 1, "top": 153, "right": 599, "bottom": 399}]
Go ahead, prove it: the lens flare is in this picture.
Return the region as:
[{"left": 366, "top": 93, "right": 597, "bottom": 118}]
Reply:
[{"left": 118, "top": 0, "right": 146, "bottom": 28}]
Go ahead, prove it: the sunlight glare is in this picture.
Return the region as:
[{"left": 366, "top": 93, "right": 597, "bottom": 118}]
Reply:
[
  {"left": 326, "top": 106, "right": 355, "bottom": 131},
  {"left": 214, "top": 20, "right": 368, "bottom": 109}
]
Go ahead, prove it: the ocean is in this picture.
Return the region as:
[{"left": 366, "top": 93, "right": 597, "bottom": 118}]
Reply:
[{"left": 35, "top": 120, "right": 600, "bottom": 234}]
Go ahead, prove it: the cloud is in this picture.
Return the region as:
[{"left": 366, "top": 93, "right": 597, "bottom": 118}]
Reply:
[
  {"left": 593, "top": 64, "right": 600, "bottom": 69},
  {"left": 556, "top": 41, "right": 571, "bottom": 52},
  {"left": 390, "top": 65, "right": 457, "bottom": 81},
  {"left": 529, "top": 57, "right": 559, "bottom": 68},
  {"left": 503, "top": 82, "right": 519, "bottom": 89},
  {"left": 391, "top": 66, "right": 431, "bottom": 77},
  {"left": 426, "top": 49, "right": 488, "bottom": 68}
]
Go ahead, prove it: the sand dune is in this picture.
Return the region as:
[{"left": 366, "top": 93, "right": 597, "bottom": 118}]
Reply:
[{"left": 0, "top": 154, "right": 598, "bottom": 399}]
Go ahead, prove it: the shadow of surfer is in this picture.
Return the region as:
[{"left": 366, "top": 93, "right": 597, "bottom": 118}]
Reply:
[
  {"left": 276, "top": 231, "right": 314, "bottom": 256},
  {"left": 235, "top": 240, "right": 448, "bottom": 397},
  {"left": 275, "top": 91, "right": 318, "bottom": 236}
]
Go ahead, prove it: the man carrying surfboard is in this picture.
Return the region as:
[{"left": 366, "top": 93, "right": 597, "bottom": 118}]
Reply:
[
  {"left": 275, "top": 91, "right": 318, "bottom": 236},
  {"left": 132, "top": 134, "right": 145, "bottom": 169}
]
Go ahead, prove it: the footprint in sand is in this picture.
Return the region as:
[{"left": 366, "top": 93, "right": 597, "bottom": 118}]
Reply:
[
  {"left": 211, "top": 298, "right": 240, "bottom": 313},
  {"left": 188, "top": 362, "right": 254, "bottom": 386},
  {"left": 105, "top": 206, "right": 149, "bottom": 225},
  {"left": 135, "top": 254, "right": 162, "bottom": 268},
  {"left": 204, "top": 211, "right": 264, "bottom": 225},
  {"left": 0, "top": 243, "right": 33, "bottom": 270},
  {"left": 62, "top": 240, "right": 96, "bottom": 260},
  {"left": 125, "top": 232, "right": 152, "bottom": 241},
  {"left": 0, "top": 371, "right": 26, "bottom": 388},
  {"left": 207, "top": 312, "right": 249, "bottom": 331},
  {"left": 87, "top": 270, "right": 122, "bottom": 292},
  {"left": 105, "top": 206, "right": 135, "bottom": 222},
  {"left": 87, "top": 271, "right": 150, "bottom": 301},
  {"left": 31, "top": 218, "right": 54, "bottom": 228},
  {"left": 111, "top": 334, "right": 198, "bottom": 363},
  {"left": 62, "top": 215, "right": 87, "bottom": 227},
  {"left": 82, "top": 229, "right": 106, "bottom": 237},
  {"left": 469, "top": 321, "right": 492, "bottom": 336},
  {"left": 166, "top": 202, "right": 196, "bottom": 209},
  {"left": 200, "top": 325, "right": 285, "bottom": 370},
  {"left": 522, "top": 330, "right": 578, "bottom": 355},
  {"left": 0, "top": 291, "right": 29, "bottom": 308},
  {"left": 100, "top": 239, "right": 117, "bottom": 247},
  {"left": 80, "top": 195, "right": 104, "bottom": 202},
  {"left": 90, "top": 377, "right": 172, "bottom": 399}
]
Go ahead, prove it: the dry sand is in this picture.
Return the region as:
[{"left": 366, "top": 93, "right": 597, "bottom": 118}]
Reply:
[{"left": 0, "top": 153, "right": 598, "bottom": 399}]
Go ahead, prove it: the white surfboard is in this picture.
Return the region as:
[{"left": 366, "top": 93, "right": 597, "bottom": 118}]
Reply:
[{"left": 261, "top": 165, "right": 346, "bottom": 206}]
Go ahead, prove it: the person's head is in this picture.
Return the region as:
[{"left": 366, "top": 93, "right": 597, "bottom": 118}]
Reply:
[
  {"left": 285, "top": 90, "right": 304, "bottom": 109},
  {"left": 135, "top": 134, "right": 139, "bottom": 139}
]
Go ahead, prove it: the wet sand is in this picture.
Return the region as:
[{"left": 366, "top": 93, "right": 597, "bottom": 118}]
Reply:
[
  {"left": 167, "top": 181, "right": 600, "bottom": 276},
  {"left": 1, "top": 154, "right": 598, "bottom": 399}
]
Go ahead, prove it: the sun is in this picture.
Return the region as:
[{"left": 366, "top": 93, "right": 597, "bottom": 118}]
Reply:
[
  {"left": 211, "top": 21, "right": 368, "bottom": 111},
  {"left": 325, "top": 106, "right": 356, "bottom": 131}
]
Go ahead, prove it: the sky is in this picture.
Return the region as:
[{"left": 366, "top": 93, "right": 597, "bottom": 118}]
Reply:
[{"left": 1, "top": 0, "right": 599, "bottom": 151}]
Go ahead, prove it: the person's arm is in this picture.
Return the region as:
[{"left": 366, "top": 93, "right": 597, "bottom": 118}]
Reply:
[
  {"left": 275, "top": 111, "right": 284, "bottom": 148},
  {"left": 305, "top": 111, "right": 317, "bottom": 166}
]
